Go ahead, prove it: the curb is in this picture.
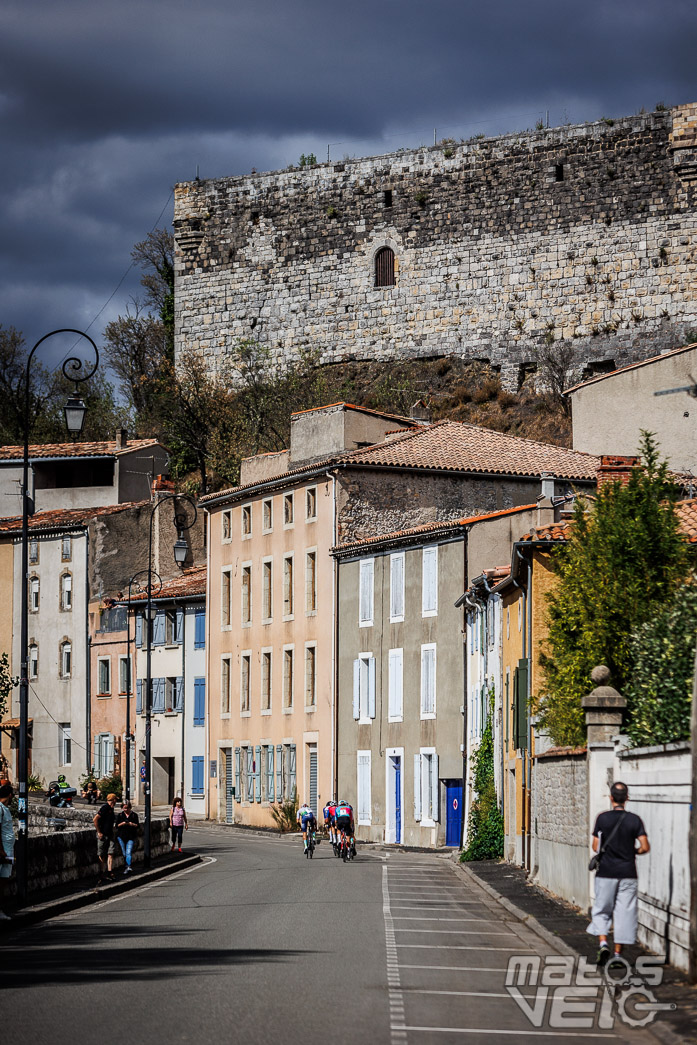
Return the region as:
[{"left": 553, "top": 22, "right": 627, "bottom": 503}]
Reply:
[
  {"left": 451, "top": 856, "right": 689, "bottom": 1045},
  {"left": 1, "top": 854, "right": 201, "bottom": 930}
]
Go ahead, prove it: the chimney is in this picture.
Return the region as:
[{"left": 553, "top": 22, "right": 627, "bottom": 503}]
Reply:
[
  {"left": 151, "top": 474, "right": 175, "bottom": 495},
  {"left": 597, "top": 455, "right": 639, "bottom": 486},
  {"left": 537, "top": 472, "right": 555, "bottom": 527},
  {"left": 410, "top": 398, "right": 431, "bottom": 424},
  {"left": 115, "top": 428, "right": 128, "bottom": 450}
]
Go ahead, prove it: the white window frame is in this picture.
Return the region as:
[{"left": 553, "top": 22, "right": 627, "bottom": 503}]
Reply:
[
  {"left": 261, "top": 557, "right": 273, "bottom": 623},
  {"left": 390, "top": 552, "right": 405, "bottom": 623},
  {"left": 357, "top": 750, "right": 372, "bottom": 826},
  {"left": 359, "top": 557, "right": 374, "bottom": 627},
  {"left": 262, "top": 497, "right": 273, "bottom": 533},
  {"left": 417, "top": 747, "right": 439, "bottom": 827},
  {"left": 240, "top": 650, "right": 252, "bottom": 716},
  {"left": 29, "top": 540, "right": 39, "bottom": 565},
  {"left": 98, "top": 656, "right": 111, "bottom": 697},
  {"left": 420, "top": 643, "right": 436, "bottom": 719},
  {"left": 59, "top": 723, "right": 72, "bottom": 767},
  {"left": 60, "top": 641, "right": 72, "bottom": 679},
  {"left": 241, "top": 561, "right": 252, "bottom": 627},
  {"left": 60, "top": 572, "right": 72, "bottom": 612},
  {"left": 241, "top": 502, "right": 252, "bottom": 538},
  {"left": 221, "top": 567, "right": 232, "bottom": 629},
  {"left": 29, "top": 643, "right": 38, "bottom": 679},
  {"left": 306, "top": 486, "right": 317, "bottom": 522},
  {"left": 30, "top": 576, "right": 39, "bottom": 613},
  {"left": 283, "top": 492, "right": 294, "bottom": 528},
  {"left": 260, "top": 647, "right": 272, "bottom": 715},
  {"left": 118, "top": 655, "right": 131, "bottom": 696},
  {"left": 304, "top": 642, "right": 317, "bottom": 710},
  {"left": 305, "top": 548, "right": 317, "bottom": 615},
  {"left": 221, "top": 509, "right": 232, "bottom": 542},
  {"left": 220, "top": 655, "right": 231, "bottom": 717},
  {"left": 282, "top": 644, "right": 294, "bottom": 713},
  {"left": 61, "top": 535, "right": 72, "bottom": 562},
  {"left": 388, "top": 647, "right": 403, "bottom": 722},
  {"left": 422, "top": 545, "right": 438, "bottom": 617},
  {"left": 283, "top": 553, "right": 294, "bottom": 620},
  {"left": 353, "top": 652, "right": 376, "bottom": 723}
]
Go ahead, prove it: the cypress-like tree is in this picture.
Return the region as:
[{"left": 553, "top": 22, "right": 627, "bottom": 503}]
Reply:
[{"left": 537, "top": 434, "right": 694, "bottom": 747}]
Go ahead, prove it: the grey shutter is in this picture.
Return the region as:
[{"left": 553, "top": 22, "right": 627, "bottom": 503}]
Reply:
[
  {"left": 267, "top": 745, "right": 275, "bottom": 802},
  {"left": 174, "top": 676, "right": 184, "bottom": 712},
  {"left": 515, "top": 659, "right": 529, "bottom": 749},
  {"left": 246, "top": 746, "right": 253, "bottom": 800},
  {"left": 413, "top": 754, "right": 422, "bottom": 822},
  {"left": 235, "top": 747, "right": 241, "bottom": 803},
  {"left": 135, "top": 614, "right": 142, "bottom": 647},
  {"left": 175, "top": 608, "right": 184, "bottom": 644},
  {"left": 255, "top": 744, "right": 262, "bottom": 802},
  {"left": 276, "top": 744, "right": 283, "bottom": 800},
  {"left": 289, "top": 744, "right": 297, "bottom": 800},
  {"left": 368, "top": 656, "right": 376, "bottom": 719},
  {"left": 153, "top": 613, "right": 165, "bottom": 645},
  {"left": 353, "top": 659, "right": 360, "bottom": 720},
  {"left": 153, "top": 677, "right": 165, "bottom": 712},
  {"left": 136, "top": 679, "right": 142, "bottom": 714},
  {"left": 431, "top": 753, "right": 440, "bottom": 822}
]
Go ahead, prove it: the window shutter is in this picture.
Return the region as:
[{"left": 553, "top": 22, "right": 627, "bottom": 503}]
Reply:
[
  {"left": 175, "top": 609, "right": 184, "bottom": 644},
  {"left": 276, "top": 744, "right": 283, "bottom": 800},
  {"left": 192, "top": 756, "right": 204, "bottom": 794},
  {"left": 267, "top": 745, "right": 275, "bottom": 802},
  {"left": 422, "top": 546, "right": 438, "bottom": 614},
  {"left": 174, "top": 676, "right": 184, "bottom": 712},
  {"left": 194, "top": 608, "right": 205, "bottom": 649},
  {"left": 289, "top": 744, "right": 297, "bottom": 800},
  {"left": 153, "top": 612, "right": 165, "bottom": 645},
  {"left": 106, "top": 735, "right": 115, "bottom": 775},
  {"left": 136, "top": 679, "right": 142, "bottom": 714},
  {"left": 234, "top": 748, "right": 241, "bottom": 802},
  {"left": 391, "top": 554, "right": 404, "bottom": 619},
  {"left": 153, "top": 677, "right": 165, "bottom": 712},
  {"left": 421, "top": 754, "right": 431, "bottom": 822},
  {"left": 515, "top": 659, "right": 529, "bottom": 749},
  {"left": 413, "top": 754, "right": 422, "bottom": 822},
  {"left": 352, "top": 659, "right": 360, "bottom": 720},
  {"left": 254, "top": 745, "right": 262, "bottom": 802},
  {"left": 135, "top": 614, "right": 142, "bottom": 648},
  {"left": 193, "top": 678, "right": 205, "bottom": 725},
  {"left": 357, "top": 753, "right": 371, "bottom": 822},
  {"left": 389, "top": 649, "right": 403, "bottom": 719},
  {"left": 359, "top": 560, "right": 373, "bottom": 623},
  {"left": 421, "top": 647, "right": 435, "bottom": 715},
  {"left": 94, "top": 735, "right": 103, "bottom": 777},
  {"left": 368, "top": 657, "right": 376, "bottom": 719},
  {"left": 431, "top": 753, "right": 440, "bottom": 822},
  {"left": 246, "top": 746, "right": 254, "bottom": 799}
]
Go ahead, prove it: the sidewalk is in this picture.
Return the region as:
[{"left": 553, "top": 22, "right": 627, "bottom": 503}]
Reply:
[{"left": 460, "top": 859, "right": 697, "bottom": 1045}]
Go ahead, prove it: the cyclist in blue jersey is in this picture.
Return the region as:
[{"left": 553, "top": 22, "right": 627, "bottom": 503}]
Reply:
[{"left": 297, "top": 802, "right": 317, "bottom": 852}]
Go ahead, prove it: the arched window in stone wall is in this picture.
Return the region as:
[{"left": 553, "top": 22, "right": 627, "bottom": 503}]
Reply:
[{"left": 375, "top": 247, "right": 395, "bottom": 288}]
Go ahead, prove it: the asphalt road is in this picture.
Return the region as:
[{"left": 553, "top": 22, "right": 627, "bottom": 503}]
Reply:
[{"left": 4, "top": 827, "right": 656, "bottom": 1045}]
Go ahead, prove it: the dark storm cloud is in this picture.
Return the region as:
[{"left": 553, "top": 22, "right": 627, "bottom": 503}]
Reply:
[{"left": 1, "top": 0, "right": 697, "bottom": 350}]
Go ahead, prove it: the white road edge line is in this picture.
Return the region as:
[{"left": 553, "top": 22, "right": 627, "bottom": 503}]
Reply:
[
  {"left": 398, "top": 964, "right": 510, "bottom": 973},
  {"left": 402, "top": 1028, "right": 614, "bottom": 1039}
]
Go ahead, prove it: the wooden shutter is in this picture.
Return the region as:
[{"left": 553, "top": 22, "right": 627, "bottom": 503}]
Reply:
[
  {"left": 515, "top": 658, "right": 529, "bottom": 749},
  {"left": 276, "top": 744, "right": 283, "bottom": 800},
  {"left": 353, "top": 659, "right": 360, "bottom": 720},
  {"left": 246, "top": 746, "right": 253, "bottom": 799},
  {"left": 388, "top": 649, "right": 403, "bottom": 719},
  {"left": 174, "top": 676, "right": 184, "bottom": 712},
  {"left": 234, "top": 747, "right": 241, "bottom": 802},
  {"left": 390, "top": 553, "right": 404, "bottom": 619},
  {"left": 375, "top": 247, "right": 395, "bottom": 287},
  {"left": 431, "top": 753, "right": 440, "bottom": 822},
  {"left": 368, "top": 657, "right": 376, "bottom": 719},
  {"left": 255, "top": 745, "right": 262, "bottom": 802},
  {"left": 135, "top": 614, "right": 142, "bottom": 648},
  {"left": 194, "top": 608, "right": 205, "bottom": 648},
  {"left": 194, "top": 678, "right": 205, "bottom": 725},
  {"left": 422, "top": 547, "right": 438, "bottom": 614},
  {"left": 153, "top": 613, "right": 165, "bottom": 645},
  {"left": 421, "top": 646, "right": 435, "bottom": 715},
  {"left": 153, "top": 678, "right": 165, "bottom": 712},
  {"left": 413, "top": 754, "right": 422, "bottom": 821},
  {"left": 175, "top": 609, "right": 184, "bottom": 644},
  {"left": 289, "top": 744, "right": 297, "bottom": 800},
  {"left": 357, "top": 753, "right": 371, "bottom": 822},
  {"left": 136, "top": 679, "right": 142, "bottom": 714},
  {"left": 267, "top": 745, "right": 275, "bottom": 802},
  {"left": 191, "top": 756, "right": 204, "bottom": 794},
  {"left": 359, "top": 560, "right": 373, "bottom": 623}
]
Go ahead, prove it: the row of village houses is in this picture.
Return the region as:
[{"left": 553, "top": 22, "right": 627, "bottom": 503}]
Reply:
[{"left": 2, "top": 344, "right": 697, "bottom": 855}]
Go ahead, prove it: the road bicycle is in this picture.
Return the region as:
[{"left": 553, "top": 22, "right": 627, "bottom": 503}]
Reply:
[
  {"left": 305, "top": 831, "right": 316, "bottom": 859},
  {"left": 338, "top": 828, "right": 355, "bottom": 862}
]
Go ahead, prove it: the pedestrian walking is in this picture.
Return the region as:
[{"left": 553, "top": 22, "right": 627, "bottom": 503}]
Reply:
[
  {"left": 115, "top": 800, "right": 140, "bottom": 875},
  {"left": 94, "top": 792, "right": 118, "bottom": 884},
  {"left": 169, "top": 797, "right": 188, "bottom": 852},
  {"left": 587, "top": 781, "right": 650, "bottom": 965},
  {"left": 0, "top": 783, "right": 15, "bottom": 920}
]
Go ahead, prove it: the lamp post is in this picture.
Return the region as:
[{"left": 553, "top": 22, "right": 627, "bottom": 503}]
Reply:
[
  {"left": 143, "top": 494, "right": 196, "bottom": 868},
  {"left": 16, "top": 330, "right": 98, "bottom": 907},
  {"left": 123, "top": 570, "right": 162, "bottom": 802}
]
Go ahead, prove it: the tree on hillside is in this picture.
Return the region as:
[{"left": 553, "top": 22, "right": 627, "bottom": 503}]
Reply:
[{"left": 537, "top": 433, "right": 695, "bottom": 747}]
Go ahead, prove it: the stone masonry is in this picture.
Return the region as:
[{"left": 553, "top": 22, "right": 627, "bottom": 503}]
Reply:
[{"left": 174, "top": 104, "right": 697, "bottom": 389}]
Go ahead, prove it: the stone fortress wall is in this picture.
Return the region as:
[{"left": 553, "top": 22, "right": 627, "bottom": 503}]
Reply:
[{"left": 174, "top": 103, "right": 697, "bottom": 389}]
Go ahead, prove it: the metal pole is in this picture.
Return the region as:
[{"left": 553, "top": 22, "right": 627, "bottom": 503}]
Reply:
[
  {"left": 144, "top": 513, "right": 155, "bottom": 868},
  {"left": 125, "top": 595, "right": 131, "bottom": 802}
]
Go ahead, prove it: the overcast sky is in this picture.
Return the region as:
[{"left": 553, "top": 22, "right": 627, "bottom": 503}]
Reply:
[{"left": 2, "top": 0, "right": 697, "bottom": 366}]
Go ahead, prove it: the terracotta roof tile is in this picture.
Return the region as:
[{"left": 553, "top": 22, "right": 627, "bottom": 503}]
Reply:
[
  {"left": 128, "top": 566, "right": 207, "bottom": 602},
  {"left": 0, "top": 502, "right": 150, "bottom": 533},
  {"left": 290, "top": 401, "right": 415, "bottom": 425},
  {"left": 332, "top": 504, "right": 537, "bottom": 554},
  {"left": 520, "top": 498, "right": 697, "bottom": 543},
  {"left": 0, "top": 438, "right": 162, "bottom": 461}
]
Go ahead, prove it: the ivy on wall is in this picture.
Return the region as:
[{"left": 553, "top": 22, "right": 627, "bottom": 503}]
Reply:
[{"left": 461, "top": 692, "right": 504, "bottom": 862}]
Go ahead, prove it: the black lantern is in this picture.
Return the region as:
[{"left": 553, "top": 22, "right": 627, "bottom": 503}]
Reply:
[
  {"left": 173, "top": 535, "right": 188, "bottom": 566},
  {"left": 64, "top": 391, "right": 87, "bottom": 434}
]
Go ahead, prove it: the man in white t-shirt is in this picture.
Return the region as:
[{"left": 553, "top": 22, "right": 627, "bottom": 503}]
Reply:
[{"left": 0, "top": 783, "right": 15, "bottom": 920}]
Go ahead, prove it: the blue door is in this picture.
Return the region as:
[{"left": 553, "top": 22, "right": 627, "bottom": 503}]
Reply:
[
  {"left": 394, "top": 757, "right": 402, "bottom": 844},
  {"left": 445, "top": 782, "right": 463, "bottom": 847}
]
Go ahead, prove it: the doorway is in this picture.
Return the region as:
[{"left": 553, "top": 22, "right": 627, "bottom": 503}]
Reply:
[
  {"left": 385, "top": 749, "right": 403, "bottom": 844},
  {"left": 222, "top": 747, "right": 234, "bottom": 824},
  {"left": 153, "top": 756, "right": 175, "bottom": 805},
  {"left": 445, "top": 780, "right": 463, "bottom": 847}
]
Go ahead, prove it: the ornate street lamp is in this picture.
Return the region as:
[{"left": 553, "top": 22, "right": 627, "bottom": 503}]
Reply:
[
  {"left": 16, "top": 330, "right": 98, "bottom": 906},
  {"left": 122, "top": 570, "right": 162, "bottom": 802}
]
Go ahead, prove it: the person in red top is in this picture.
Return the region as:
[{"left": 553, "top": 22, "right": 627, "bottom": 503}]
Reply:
[{"left": 326, "top": 799, "right": 338, "bottom": 848}]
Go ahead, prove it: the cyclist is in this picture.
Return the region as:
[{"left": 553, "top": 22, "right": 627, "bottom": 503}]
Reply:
[
  {"left": 335, "top": 799, "right": 355, "bottom": 856},
  {"left": 323, "top": 799, "right": 333, "bottom": 839},
  {"left": 327, "top": 798, "right": 339, "bottom": 851},
  {"left": 297, "top": 802, "right": 317, "bottom": 853}
]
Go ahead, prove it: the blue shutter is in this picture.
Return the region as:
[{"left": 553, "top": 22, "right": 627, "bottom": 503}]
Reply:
[
  {"left": 153, "top": 677, "right": 165, "bottom": 713},
  {"left": 254, "top": 744, "right": 262, "bottom": 802},
  {"left": 193, "top": 677, "right": 205, "bottom": 726},
  {"left": 136, "top": 679, "right": 142, "bottom": 714},
  {"left": 191, "top": 756, "right": 204, "bottom": 794},
  {"left": 289, "top": 744, "right": 296, "bottom": 800},
  {"left": 174, "top": 676, "right": 184, "bottom": 712},
  {"left": 246, "top": 747, "right": 253, "bottom": 800},
  {"left": 153, "top": 612, "right": 165, "bottom": 646},
  {"left": 135, "top": 614, "right": 142, "bottom": 647},
  {"left": 194, "top": 608, "right": 206, "bottom": 649},
  {"left": 267, "top": 745, "right": 275, "bottom": 802},
  {"left": 175, "top": 609, "right": 184, "bottom": 644},
  {"left": 276, "top": 744, "right": 283, "bottom": 801},
  {"left": 234, "top": 747, "right": 241, "bottom": 803}
]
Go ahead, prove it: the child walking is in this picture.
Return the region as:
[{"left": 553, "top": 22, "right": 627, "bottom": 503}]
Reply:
[{"left": 169, "top": 796, "right": 188, "bottom": 852}]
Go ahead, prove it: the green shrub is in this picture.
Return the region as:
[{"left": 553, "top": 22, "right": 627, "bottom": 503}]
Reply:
[
  {"left": 625, "top": 582, "right": 697, "bottom": 746},
  {"left": 96, "top": 773, "right": 123, "bottom": 800},
  {"left": 270, "top": 791, "right": 298, "bottom": 833},
  {"left": 27, "top": 773, "right": 44, "bottom": 792},
  {"left": 462, "top": 693, "right": 504, "bottom": 861}
]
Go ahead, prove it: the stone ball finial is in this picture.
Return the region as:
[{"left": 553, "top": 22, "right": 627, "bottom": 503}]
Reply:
[{"left": 590, "top": 665, "right": 611, "bottom": 686}]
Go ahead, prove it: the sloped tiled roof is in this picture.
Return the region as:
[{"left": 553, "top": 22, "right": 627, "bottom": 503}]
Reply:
[
  {"left": 128, "top": 566, "right": 207, "bottom": 602},
  {"left": 332, "top": 504, "right": 537, "bottom": 555},
  {"left": 341, "top": 421, "right": 598, "bottom": 480},
  {"left": 291, "top": 401, "right": 416, "bottom": 425},
  {"left": 564, "top": 342, "right": 697, "bottom": 395},
  {"left": 520, "top": 498, "right": 697, "bottom": 544},
  {"left": 0, "top": 438, "right": 162, "bottom": 461},
  {"left": 0, "top": 502, "right": 150, "bottom": 533}
]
